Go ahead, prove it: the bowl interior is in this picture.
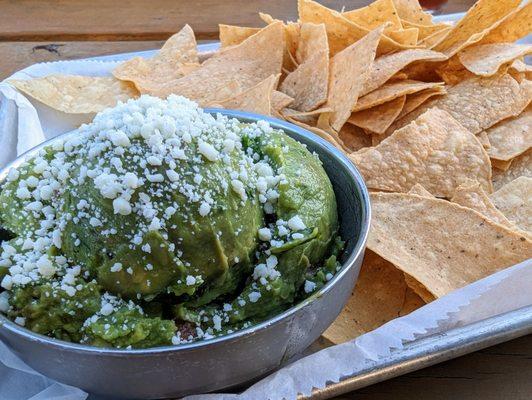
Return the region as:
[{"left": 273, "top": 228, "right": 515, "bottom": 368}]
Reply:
[{"left": 0, "top": 109, "right": 370, "bottom": 354}]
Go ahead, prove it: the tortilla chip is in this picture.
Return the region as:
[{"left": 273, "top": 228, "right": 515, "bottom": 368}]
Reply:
[
  {"left": 397, "top": 86, "right": 446, "bottom": 119},
  {"left": 9, "top": 75, "right": 138, "bottom": 114},
  {"left": 279, "top": 23, "right": 329, "bottom": 111},
  {"left": 113, "top": 25, "right": 199, "bottom": 92},
  {"left": 492, "top": 149, "right": 531, "bottom": 190},
  {"left": 285, "top": 117, "right": 348, "bottom": 152},
  {"left": 458, "top": 43, "right": 532, "bottom": 77},
  {"left": 401, "top": 20, "right": 451, "bottom": 41},
  {"left": 219, "top": 25, "right": 260, "bottom": 47},
  {"left": 259, "top": 13, "right": 300, "bottom": 71},
  {"left": 403, "top": 274, "right": 435, "bottom": 303},
  {"left": 350, "top": 108, "right": 492, "bottom": 197},
  {"left": 478, "top": 2, "right": 532, "bottom": 45},
  {"left": 388, "top": 75, "right": 532, "bottom": 136},
  {"left": 215, "top": 74, "right": 279, "bottom": 115},
  {"left": 433, "top": 0, "right": 521, "bottom": 55},
  {"left": 271, "top": 90, "right": 294, "bottom": 113},
  {"left": 280, "top": 107, "right": 331, "bottom": 125},
  {"left": 486, "top": 107, "right": 531, "bottom": 161},
  {"left": 509, "top": 59, "right": 532, "bottom": 81},
  {"left": 354, "top": 80, "right": 443, "bottom": 112},
  {"left": 387, "top": 28, "right": 419, "bottom": 46},
  {"left": 323, "top": 26, "right": 382, "bottom": 131},
  {"left": 492, "top": 158, "right": 513, "bottom": 171},
  {"left": 368, "top": 192, "right": 532, "bottom": 298},
  {"left": 144, "top": 22, "right": 284, "bottom": 104},
  {"left": 407, "top": 183, "right": 435, "bottom": 197},
  {"left": 348, "top": 96, "right": 406, "bottom": 134},
  {"left": 338, "top": 123, "right": 372, "bottom": 151},
  {"left": 436, "top": 59, "right": 477, "bottom": 85},
  {"left": 322, "top": 250, "right": 424, "bottom": 344},
  {"left": 419, "top": 26, "right": 453, "bottom": 49},
  {"left": 390, "top": 72, "right": 409, "bottom": 81},
  {"left": 490, "top": 176, "right": 532, "bottom": 233},
  {"left": 361, "top": 49, "right": 447, "bottom": 96},
  {"left": 298, "top": 0, "right": 411, "bottom": 56},
  {"left": 477, "top": 131, "right": 491, "bottom": 150},
  {"left": 451, "top": 179, "right": 514, "bottom": 229},
  {"left": 392, "top": 0, "right": 433, "bottom": 25},
  {"left": 343, "top": 0, "right": 403, "bottom": 31}
]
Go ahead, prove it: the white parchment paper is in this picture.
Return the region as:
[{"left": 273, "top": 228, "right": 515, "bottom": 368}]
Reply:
[{"left": 0, "top": 37, "right": 531, "bottom": 400}]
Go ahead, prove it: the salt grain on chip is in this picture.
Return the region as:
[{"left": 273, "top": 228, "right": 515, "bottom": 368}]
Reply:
[
  {"left": 368, "top": 192, "right": 532, "bottom": 298},
  {"left": 350, "top": 108, "right": 492, "bottom": 197},
  {"left": 9, "top": 75, "right": 138, "bottom": 114}
]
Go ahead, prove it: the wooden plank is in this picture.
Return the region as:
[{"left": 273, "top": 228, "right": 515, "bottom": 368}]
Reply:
[
  {"left": 335, "top": 334, "right": 532, "bottom": 400},
  {"left": 0, "top": 0, "right": 473, "bottom": 41},
  {"left": 0, "top": 41, "right": 164, "bottom": 79}
]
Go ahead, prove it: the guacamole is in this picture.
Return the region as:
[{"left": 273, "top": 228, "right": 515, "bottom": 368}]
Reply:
[{"left": 0, "top": 95, "right": 342, "bottom": 348}]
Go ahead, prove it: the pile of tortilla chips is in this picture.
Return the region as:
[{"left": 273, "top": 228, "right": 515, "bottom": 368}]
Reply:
[{"left": 7, "top": 0, "right": 532, "bottom": 344}]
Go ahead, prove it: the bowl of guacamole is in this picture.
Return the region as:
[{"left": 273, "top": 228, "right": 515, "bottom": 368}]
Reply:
[{"left": 0, "top": 95, "right": 370, "bottom": 398}]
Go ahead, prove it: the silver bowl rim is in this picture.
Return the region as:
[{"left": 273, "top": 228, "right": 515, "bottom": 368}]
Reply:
[{"left": 0, "top": 108, "right": 371, "bottom": 356}]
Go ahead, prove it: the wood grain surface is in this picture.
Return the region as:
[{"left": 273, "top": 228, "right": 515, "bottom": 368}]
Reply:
[
  {"left": 0, "top": 1, "right": 530, "bottom": 399},
  {"left": 0, "top": 0, "right": 470, "bottom": 41}
]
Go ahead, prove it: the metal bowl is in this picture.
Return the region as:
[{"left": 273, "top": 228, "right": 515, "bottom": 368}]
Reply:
[{"left": 0, "top": 109, "right": 371, "bottom": 399}]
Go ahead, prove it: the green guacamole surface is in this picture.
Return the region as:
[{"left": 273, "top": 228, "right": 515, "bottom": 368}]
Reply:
[{"left": 0, "top": 95, "right": 342, "bottom": 348}]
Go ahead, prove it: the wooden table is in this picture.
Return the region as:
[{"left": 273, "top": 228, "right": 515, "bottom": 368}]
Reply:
[{"left": 0, "top": 1, "right": 530, "bottom": 398}]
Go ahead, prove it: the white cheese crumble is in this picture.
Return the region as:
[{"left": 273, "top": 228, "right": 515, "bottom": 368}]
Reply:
[
  {"left": 288, "top": 215, "right": 306, "bottom": 231},
  {"left": 304, "top": 280, "right": 317, "bottom": 294}
]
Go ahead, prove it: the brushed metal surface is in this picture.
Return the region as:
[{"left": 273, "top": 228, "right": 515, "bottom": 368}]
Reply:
[
  {"left": 306, "top": 304, "right": 532, "bottom": 400},
  {"left": 0, "top": 109, "right": 371, "bottom": 399}
]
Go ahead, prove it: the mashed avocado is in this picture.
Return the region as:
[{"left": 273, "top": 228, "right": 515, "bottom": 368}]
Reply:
[{"left": 0, "top": 95, "right": 341, "bottom": 348}]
